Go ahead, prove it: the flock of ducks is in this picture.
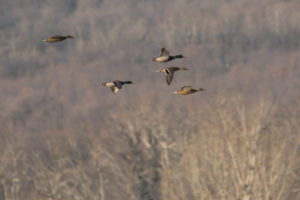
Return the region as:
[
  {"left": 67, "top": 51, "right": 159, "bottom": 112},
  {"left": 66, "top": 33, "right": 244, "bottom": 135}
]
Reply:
[{"left": 43, "top": 35, "right": 205, "bottom": 95}]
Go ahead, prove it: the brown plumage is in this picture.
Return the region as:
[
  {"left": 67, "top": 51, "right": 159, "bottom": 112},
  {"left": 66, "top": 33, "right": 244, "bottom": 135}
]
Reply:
[
  {"left": 43, "top": 35, "right": 74, "bottom": 43},
  {"left": 156, "top": 67, "right": 188, "bottom": 85},
  {"left": 173, "top": 86, "right": 205, "bottom": 95}
]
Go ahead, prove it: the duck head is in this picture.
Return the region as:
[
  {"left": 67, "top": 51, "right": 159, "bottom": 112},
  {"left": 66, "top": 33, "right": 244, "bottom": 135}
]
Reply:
[{"left": 156, "top": 69, "right": 164, "bottom": 73}]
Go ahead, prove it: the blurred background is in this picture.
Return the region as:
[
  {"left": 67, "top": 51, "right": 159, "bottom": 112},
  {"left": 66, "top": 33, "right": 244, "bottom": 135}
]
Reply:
[{"left": 0, "top": 0, "right": 300, "bottom": 199}]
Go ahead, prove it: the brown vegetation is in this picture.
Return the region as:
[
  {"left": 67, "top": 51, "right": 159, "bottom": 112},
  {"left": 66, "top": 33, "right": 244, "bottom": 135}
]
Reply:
[{"left": 1, "top": 0, "right": 300, "bottom": 199}]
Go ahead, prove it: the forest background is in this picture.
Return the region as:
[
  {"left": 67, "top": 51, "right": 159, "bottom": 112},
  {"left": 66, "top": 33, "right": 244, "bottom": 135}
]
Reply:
[{"left": 0, "top": 0, "right": 300, "bottom": 199}]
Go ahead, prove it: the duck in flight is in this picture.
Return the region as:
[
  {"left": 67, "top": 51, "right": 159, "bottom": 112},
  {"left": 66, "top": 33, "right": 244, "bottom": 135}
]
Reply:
[
  {"left": 156, "top": 67, "right": 188, "bottom": 85},
  {"left": 173, "top": 86, "right": 205, "bottom": 95},
  {"left": 102, "top": 80, "right": 135, "bottom": 93},
  {"left": 43, "top": 35, "right": 74, "bottom": 43},
  {"left": 152, "top": 48, "right": 185, "bottom": 62}
]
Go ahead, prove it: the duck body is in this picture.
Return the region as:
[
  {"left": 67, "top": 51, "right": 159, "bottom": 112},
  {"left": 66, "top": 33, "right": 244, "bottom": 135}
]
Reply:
[
  {"left": 102, "top": 80, "right": 134, "bottom": 93},
  {"left": 153, "top": 48, "right": 184, "bottom": 62},
  {"left": 153, "top": 56, "right": 170, "bottom": 62},
  {"left": 157, "top": 67, "right": 188, "bottom": 85},
  {"left": 43, "top": 35, "right": 74, "bottom": 43},
  {"left": 174, "top": 86, "right": 205, "bottom": 95}
]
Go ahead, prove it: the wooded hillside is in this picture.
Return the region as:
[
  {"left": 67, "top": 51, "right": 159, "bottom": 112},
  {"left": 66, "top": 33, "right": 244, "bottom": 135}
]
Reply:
[{"left": 0, "top": 0, "right": 300, "bottom": 199}]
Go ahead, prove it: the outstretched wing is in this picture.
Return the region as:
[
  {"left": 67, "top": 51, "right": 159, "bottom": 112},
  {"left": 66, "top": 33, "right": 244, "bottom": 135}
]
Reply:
[
  {"left": 110, "top": 86, "right": 119, "bottom": 93},
  {"left": 167, "top": 67, "right": 180, "bottom": 71},
  {"left": 160, "top": 48, "right": 169, "bottom": 57},
  {"left": 52, "top": 35, "right": 62, "bottom": 39},
  {"left": 181, "top": 86, "right": 192, "bottom": 91},
  {"left": 167, "top": 67, "right": 188, "bottom": 71},
  {"left": 165, "top": 71, "right": 174, "bottom": 85}
]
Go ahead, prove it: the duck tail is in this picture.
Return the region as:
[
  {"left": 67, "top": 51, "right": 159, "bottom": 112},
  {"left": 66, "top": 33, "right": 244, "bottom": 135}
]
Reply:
[
  {"left": 179, "top": 67, "right": 188, "bottom": 70},
  {"left": 196, "top": 88, "right": 205, "bottom": 91},
  {"left": 66, "top": 35, "right": 74, "bottom": 39},
  {"left": 123, "top": 81, "right": 135, "bottom": 84},
  {"left": 175, "top": 55, "right": 185, "bottom": 59}
]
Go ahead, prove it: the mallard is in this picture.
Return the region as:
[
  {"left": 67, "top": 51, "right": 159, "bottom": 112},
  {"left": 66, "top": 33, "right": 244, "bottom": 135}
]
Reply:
[
  {"left": 43, "top": 35, "right": 74, "bottom": 42},
  {"left": 102, "top": 80, "right": 135, "bottom": 93},
  {"left": 152, "top": 48, "right": 185, "bottom": 62},
  {"left": 156, "top": 67, "right": 188, "bottom": 85},
  {"left": 173, "top": 86, "right": 205, "bottom": 95}
]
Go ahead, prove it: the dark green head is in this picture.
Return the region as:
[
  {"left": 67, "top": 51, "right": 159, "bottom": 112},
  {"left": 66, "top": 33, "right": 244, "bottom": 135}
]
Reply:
[
  {"left": 123, "top": 81, "right": 135, "bottom": 84},
  {"left": 175, "top": 55, "right": 185, "bottom": 59}
]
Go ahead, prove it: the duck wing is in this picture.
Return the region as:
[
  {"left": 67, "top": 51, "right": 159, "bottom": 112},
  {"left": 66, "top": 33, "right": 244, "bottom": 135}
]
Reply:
[
  {"left": 181, "top": 86, "right": 192, "bottom": 91},
  {"left": 52, "top": 35, "right": 63, "bottom": 39},
  {"left": 167, "top": 67, "right": 180, "bottom": 71},
  {"left": 165, "top": 69, "right": 174, "bottom": 85},
  {"left": 167, "top": 67, "right": 188, "bottom": 71},
  {"left": 110, "top": 86, "right": 119, "bottom": 93},
  {"left": 160, "top": 48, "right": 170, "bottom": 57}
]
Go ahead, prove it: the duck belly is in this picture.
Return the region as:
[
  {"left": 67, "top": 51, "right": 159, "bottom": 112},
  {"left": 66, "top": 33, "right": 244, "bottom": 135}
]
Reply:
[{"left": 156, "top": 56, "right": 169, "bottom": 62}]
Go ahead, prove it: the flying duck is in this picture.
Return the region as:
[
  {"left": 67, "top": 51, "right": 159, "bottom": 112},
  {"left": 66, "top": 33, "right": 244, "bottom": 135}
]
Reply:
[
  {"left": 173, "top": 86, "right": 205, "bottom": 95},
  {"left": 102, "top": 80, "right": 135, "bottom": 93},
  {"left": 156, "top": 67, "right": 188, "bottom": 85},
  {"left": 152, "top": 48, "right": 185, "bottom": 62},
  {"left": 43, "top": 35, "right": 74, "bottom": 43}
]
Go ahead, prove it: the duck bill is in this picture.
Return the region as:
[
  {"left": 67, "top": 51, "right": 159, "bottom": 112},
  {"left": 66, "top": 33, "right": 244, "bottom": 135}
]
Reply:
[
  {"left": 173, "top": 91, "right": 178, "bottom": 94},
  {"left": 42, "top": 39, "right": 47, "bottom": 42},
  {"left": 102, "top": 83, "right": 106, "bottom": 86},
  {"left": 152, "top": 58, "right": 157, "bottom": 62}
]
